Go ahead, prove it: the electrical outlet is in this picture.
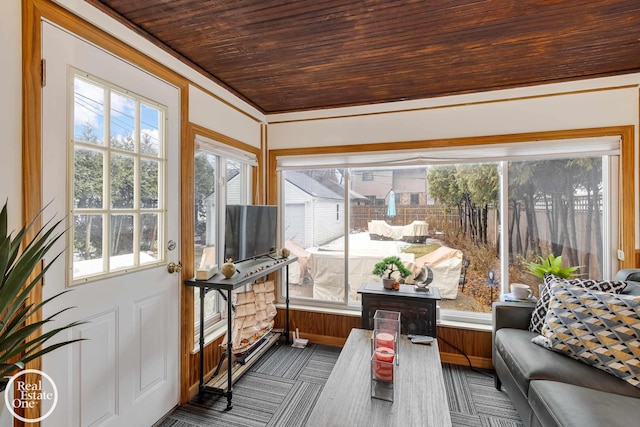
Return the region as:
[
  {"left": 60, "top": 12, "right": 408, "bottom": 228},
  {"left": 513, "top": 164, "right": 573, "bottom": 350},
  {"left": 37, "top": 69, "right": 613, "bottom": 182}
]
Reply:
[{"left": 617, "top": 250, "right": 625, "bottom": 261}]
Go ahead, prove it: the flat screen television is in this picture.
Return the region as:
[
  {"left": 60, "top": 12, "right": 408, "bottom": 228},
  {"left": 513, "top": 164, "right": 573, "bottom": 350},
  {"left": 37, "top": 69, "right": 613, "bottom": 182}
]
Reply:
[{"left": 224, "top": 205, "right": 278, "bottom": 263}]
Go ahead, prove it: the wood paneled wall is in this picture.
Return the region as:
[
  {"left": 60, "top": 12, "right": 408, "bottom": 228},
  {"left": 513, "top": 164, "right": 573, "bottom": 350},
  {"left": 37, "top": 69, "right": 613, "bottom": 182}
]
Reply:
[
  {"left": 187, "top": 335, "right": 225, "bottom": 397},
  {"left": 275, "top": 309, "right": 493, "bottom": 368},
  {"left": 186, "top": 308, "right": 493, "bottom": 398},
  {"left": 437, "top": 325, "right": 493, "bottom": 369},
  {"left": 274, "top": 309, "right": 362, "bottom": 347}
]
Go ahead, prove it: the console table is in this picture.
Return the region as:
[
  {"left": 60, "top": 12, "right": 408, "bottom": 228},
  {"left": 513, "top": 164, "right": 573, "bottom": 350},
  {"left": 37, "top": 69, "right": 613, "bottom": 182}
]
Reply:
[
  {"left": 358, "top": 282, "right": 441, "bottom": 337},
  {"left": 185, "top": 255, "right": 297, "bottom": 410}
]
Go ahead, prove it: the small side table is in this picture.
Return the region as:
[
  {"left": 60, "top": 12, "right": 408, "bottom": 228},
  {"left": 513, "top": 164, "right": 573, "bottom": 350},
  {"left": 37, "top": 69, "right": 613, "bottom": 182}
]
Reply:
[{"left": 358, "top": 282, "right": 441, "bottom": 337}]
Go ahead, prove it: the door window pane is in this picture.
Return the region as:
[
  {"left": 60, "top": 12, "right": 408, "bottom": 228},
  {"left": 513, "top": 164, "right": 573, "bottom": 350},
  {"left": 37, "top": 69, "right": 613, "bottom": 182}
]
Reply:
[
  {"left": 73, "top": 77, "right": 104, "bottom": 145},
  {"left": 110, "top": 213, "right": 134, "bottom": 269},
  {"left": 140, "top": 103, "right": 161, "bottom": 157},
  {"left": 73, "top": 214, "right": 104, "bottom": 277},
  {"left": 140, "top": 159, "right": 159, "bottom": 208},
  {"left": 110, "top": 153, "right": 134, "bottom": 209},
  {"left": 74, "top": 147, "right": 104, "bottom": 209},
  {"left": 141, "top": 213, "right": 160, "bottom": 263},
  {"left": 110, "top": 91, "right": 135, "bottom": 151}
]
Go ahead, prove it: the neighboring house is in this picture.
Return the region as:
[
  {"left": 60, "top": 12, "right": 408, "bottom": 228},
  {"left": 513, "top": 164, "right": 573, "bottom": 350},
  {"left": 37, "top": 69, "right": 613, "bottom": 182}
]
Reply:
[
  {"left": 351, "top": 167, "right": 430, "bottom": 206},
  {"left": 351, "top": 169, "right": 392, "bottom": 205},
  {"left": 284, "top": 171, "right": 367, "bottom": 248},
  {"left": 392, "top": 168, "right": 431, "bottom": 206}
]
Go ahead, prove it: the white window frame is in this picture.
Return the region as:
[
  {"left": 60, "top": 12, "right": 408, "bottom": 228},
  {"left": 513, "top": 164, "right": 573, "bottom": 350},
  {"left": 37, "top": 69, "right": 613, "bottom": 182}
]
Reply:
[
  {"left": 194, "top": 136, "right": 255, "bottom": 341},
  {"left": 277, "top": 137, "right": 621, "bottom": 325},
  {"left": 69, "top": 71, "right": 167, "bottom": 286}
]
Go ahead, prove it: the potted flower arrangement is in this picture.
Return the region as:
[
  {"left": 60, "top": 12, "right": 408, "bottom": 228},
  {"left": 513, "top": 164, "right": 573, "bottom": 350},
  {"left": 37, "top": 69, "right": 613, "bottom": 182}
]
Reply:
[
  {"left": 372, "top": 256, "right": 412, "bottom": 290},
  {"left": 0, "top": 201, "right": 85, "bottom": 392}
]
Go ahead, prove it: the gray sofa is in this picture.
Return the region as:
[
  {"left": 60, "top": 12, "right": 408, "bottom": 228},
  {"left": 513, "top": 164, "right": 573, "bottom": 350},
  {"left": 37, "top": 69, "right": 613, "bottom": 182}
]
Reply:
[{"left": 493, "top": 269, "right": 640, "bottom": 427}]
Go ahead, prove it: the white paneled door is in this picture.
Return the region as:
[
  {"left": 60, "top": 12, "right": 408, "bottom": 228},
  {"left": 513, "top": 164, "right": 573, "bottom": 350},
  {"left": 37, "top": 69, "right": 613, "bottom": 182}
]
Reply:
[{"left": 40, "top": 21, "right": 180, "bottom": 426}]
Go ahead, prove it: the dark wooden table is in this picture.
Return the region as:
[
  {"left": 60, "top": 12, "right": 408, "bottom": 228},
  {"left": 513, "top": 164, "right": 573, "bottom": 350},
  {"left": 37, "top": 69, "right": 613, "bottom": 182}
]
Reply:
[
  {"left": 307, "top": 328, "right": 452, "bottom": 427},
  {"left": 358, "top": 282, "right": 441, "bottom": 337}
]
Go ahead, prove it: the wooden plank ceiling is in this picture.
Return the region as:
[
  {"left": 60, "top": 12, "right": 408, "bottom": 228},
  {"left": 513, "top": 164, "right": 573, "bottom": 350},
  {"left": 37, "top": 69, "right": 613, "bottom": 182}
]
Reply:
[{"left": 91, "top": 0, "right": 640, "bottom": 114}]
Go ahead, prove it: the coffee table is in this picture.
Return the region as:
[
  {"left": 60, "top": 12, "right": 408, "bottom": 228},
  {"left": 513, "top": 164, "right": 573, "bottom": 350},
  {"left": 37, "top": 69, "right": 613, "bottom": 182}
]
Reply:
[{"left": 307, "top": 328, "right": 452, "bottom": 426}]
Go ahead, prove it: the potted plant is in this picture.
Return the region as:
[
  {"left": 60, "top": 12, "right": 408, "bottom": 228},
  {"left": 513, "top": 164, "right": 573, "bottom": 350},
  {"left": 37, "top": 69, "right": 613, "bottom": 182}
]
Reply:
[
  {"left": 373, "top": 256, "right": 412, "bottom": 289},
  {"left": 524, "top": 253, "right": 580, "bottom": 279},
  {"left": 0, "top": 201, "right": 85, "bottom": 392}
]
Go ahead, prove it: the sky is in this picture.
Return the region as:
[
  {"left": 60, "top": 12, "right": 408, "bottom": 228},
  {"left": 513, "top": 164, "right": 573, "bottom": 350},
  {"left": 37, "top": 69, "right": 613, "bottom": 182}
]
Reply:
[{"left": 73, "top": 76, "right": 161, "bottom": 154}]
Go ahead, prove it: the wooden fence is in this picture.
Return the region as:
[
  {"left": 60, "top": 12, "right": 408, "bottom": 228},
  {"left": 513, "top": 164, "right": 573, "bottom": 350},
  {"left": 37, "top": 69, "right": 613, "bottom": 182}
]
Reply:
[{"left": 349, "top": 206, "right": 460, "bottom": 232}]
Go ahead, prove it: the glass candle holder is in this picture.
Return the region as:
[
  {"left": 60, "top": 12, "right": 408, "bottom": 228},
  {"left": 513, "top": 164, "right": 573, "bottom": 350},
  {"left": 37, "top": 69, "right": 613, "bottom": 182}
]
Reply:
[
  {"left": 373, "top": 310, "right": 401, "bottom": 365},
  {"left": 371, "top": 348, "right": 395, "bottom": 401}
]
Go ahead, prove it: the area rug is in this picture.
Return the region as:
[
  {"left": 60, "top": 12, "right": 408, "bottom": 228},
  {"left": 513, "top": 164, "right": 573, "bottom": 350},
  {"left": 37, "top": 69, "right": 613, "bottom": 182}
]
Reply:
[{"left": 158, "top": 342, "right": 523, "bottom": 427}]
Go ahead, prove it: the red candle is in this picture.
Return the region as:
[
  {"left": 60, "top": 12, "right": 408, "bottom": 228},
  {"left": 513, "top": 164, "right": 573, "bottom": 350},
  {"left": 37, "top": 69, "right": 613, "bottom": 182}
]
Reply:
[
  {"left": 375, "top": 332, "right": 395, "bottom": 351},
  {"left": 373, "top": 347, "right": 394, "bottom": 381}
]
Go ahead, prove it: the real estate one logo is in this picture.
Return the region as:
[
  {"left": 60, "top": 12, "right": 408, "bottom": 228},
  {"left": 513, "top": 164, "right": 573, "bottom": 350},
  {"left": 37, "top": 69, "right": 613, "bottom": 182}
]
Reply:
[{"left": 4, "top": 369, "right": 58, "bottom": 423}]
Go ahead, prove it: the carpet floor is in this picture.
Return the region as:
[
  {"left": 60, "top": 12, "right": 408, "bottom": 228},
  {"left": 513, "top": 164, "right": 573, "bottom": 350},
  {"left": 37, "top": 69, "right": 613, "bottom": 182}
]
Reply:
[{"left": 159, "top": 342, "right": 523, "bottom": 427}]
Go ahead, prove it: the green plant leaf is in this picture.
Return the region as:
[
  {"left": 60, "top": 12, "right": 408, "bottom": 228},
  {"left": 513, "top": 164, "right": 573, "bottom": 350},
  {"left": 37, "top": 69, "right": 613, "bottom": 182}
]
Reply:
[
  {"left": 0, "top": 200, "right": 85, "bottom": 379},
  {"left": 524, "top": 254, "right": 581, "bottom": 279},
  {"left": 372, "top": 256, "right": 412, "bottom": 279}
]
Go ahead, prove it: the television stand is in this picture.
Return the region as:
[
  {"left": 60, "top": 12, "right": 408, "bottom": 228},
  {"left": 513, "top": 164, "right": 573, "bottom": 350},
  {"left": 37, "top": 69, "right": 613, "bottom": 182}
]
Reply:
[{"left": 185, "top": 256, "right": 297, "bottom": 410}]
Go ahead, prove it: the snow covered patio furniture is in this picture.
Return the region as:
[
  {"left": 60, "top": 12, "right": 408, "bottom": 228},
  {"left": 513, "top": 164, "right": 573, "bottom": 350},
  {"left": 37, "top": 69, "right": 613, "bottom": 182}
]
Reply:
[
  {"left": 409, "top": 246, "right": 463, "bottom": 299},
  {"left": 367, "top": 220, "right": 429, "bottom": 243}
]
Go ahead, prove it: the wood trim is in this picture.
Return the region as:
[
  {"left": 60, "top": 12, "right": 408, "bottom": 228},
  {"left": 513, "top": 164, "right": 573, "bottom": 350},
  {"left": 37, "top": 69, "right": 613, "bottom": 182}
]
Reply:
[
  {"left": 22, "top": 0, "right": 43, "bottom": 424},
  {"left": 619, "top": 125, "right": 636, "bottom": 270},
  {"left": 179, "top": 113, "right": 195, "bottom": 404},
  {"left": 266, "top": 126, "right": 277, "bottom": 206},
  {"left": 190, "top": 123, "right": 261, "bottom": 158},
  {"left": 440, "top": 353, "right": 493, "bottom": 369},
  {"left": 259, "top": 123, "right": 267, "bottom": 203},
  {"left": 297, "top": 332, "right": 348, "bottom": 347},
  {"left": 22, "top": 2, "right": 41, "bottom": 223},
  {"left": 267, "top": 85, "right": 639, "bottom": 124}
]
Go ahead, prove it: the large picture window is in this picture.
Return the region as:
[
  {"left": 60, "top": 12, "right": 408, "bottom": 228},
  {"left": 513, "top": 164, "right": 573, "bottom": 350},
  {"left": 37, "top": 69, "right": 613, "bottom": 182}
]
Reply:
[
  {"left": 71, "top": 72, "right": 166, "bottom": 284},
  {"left": 278, "top": 138, "right": 620, "bottom": 323}
]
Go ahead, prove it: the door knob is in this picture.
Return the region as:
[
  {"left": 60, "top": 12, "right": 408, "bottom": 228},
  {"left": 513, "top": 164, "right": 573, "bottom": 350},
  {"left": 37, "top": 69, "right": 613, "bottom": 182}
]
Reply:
[{"left": 167, "top": 262, "right": 182, "bottom": 274}]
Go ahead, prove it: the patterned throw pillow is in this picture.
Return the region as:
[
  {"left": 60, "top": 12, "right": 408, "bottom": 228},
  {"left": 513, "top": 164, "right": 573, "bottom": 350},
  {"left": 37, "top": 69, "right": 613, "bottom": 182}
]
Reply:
[
  {"left": 528, "top": 273, "right": 627, "bottom": 334},
  {"left": 532, "top": 281, "right": 640, "bottom": 388}
]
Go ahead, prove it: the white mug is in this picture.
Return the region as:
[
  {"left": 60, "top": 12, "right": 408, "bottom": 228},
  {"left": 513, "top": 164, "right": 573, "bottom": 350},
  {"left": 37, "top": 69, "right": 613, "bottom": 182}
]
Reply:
[{"left": 511, "top": 283, "right": 532, "bottom": 300}]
